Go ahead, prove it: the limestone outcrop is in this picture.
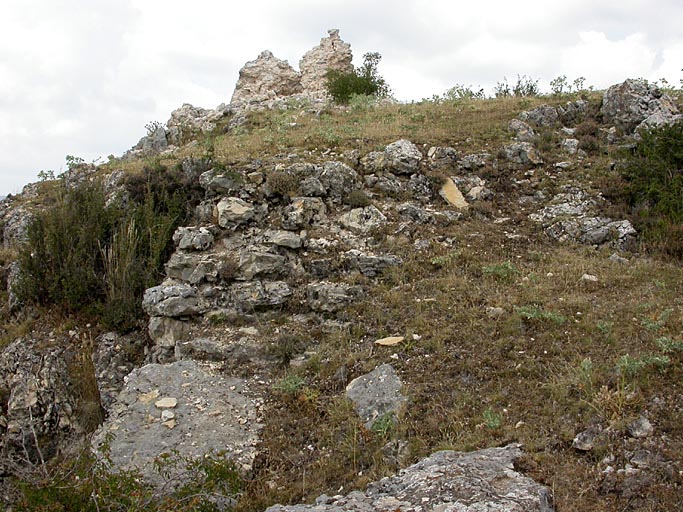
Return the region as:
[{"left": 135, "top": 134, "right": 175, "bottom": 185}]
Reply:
[
  {"left": 266, "top": 444, "right": 554, "bottom": 512},
  {"left": 601, "top": 78, "right": 681, "bottom": 133},
  {"left": 299, "top": 29, "right": 353, "bottom": 98},
  {"left": 230, "top": 50, "right": 303, "bottom": 106},
  {"left": 230, "top": 29, "right": 354, "bottom": 106}
]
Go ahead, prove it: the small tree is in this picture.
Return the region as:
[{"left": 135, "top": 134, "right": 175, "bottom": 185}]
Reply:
[{"left": 325, "top": 52, "right": 391, "bottom": 104}]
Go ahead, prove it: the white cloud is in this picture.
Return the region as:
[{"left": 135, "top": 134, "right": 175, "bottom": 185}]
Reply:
[
  {"left": 560, "top": 31, "right": 657, "bottom": 87},
  {"left": 1, "top": 1, "right": 683, "bottom": 194}
]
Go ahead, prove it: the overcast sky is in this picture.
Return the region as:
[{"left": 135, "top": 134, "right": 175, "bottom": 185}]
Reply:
[{"left": 1, "top": 0, "right": 682, "bottom": 195}]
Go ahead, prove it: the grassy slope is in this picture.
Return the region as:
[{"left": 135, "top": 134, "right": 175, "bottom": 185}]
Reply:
[
  {"left": 215, "top": 94, "right": 682, "bottom": 512},
  {"left": 6, "top": 92, "right": 683, "bottom": 511}
]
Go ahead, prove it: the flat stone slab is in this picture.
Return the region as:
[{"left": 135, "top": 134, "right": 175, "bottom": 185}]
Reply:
[
  {"left": 346, "top": 364, "right": 406, "bottom": 429},
  {"left": 92, "top": 360, "right": 263, "bottom": 487},
  {"left": 266, "top": 444, "right": 554, "bottom": 512}
]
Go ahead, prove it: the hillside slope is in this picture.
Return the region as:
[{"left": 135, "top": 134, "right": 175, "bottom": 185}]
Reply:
[{"left": 0, "top": 77, "right": 682, "bottom": 511}]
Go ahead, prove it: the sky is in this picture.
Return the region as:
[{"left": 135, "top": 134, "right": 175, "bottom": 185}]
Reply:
[{"left": 1, "top": 0, "right": 682, "bottom": 195}]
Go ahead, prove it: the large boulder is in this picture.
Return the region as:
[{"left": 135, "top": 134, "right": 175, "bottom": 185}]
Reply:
[
  {"left": 338, "top": 205, "right": 387, "bottom": 233},
  {"left": 530, "top": 187, "right": 637, "bottom": 249},
  {"left": 0, "top": 337, "right": 85, "bottom": 468},
  {"left": 142, "top": 283, "right": 203, "bottom": 317},
  {"left": 216, "top": 197, "right": 256, "bottom": 228},
  {"left": 166, "top": 103, "right": 227, "bottom": 145},
  {"left": 601, "top": 79, "right": 681, "bottom": 134},
  {"left": 384, "top": 139, "right": 423, "bottom": 175},
  {"left": 230, "top": 50, "right": 303, "bottom": 106},
  {"left": 266, "top": 444, "right": 554, "bottom": 512},
  {"left": 345, "top": 364, "right": 406, "bottom": 429},
  {"left": 299, "top": 29, "right": 353, "bottom": 99},
  {"left": 92, "top": 360, "right": 263, "bottom": 489}
]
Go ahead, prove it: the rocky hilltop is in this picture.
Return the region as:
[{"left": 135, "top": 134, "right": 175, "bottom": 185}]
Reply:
[{"left": 0, "top": 30, "right": 682, "bottom": 512}]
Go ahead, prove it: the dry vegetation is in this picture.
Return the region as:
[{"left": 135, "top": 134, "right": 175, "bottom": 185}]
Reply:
[
  {"left": 5, "top": 90, "right": 683, "bottom": 511},
  {"left": 237, "top": 220, "right": 683, "bottom": 512}
]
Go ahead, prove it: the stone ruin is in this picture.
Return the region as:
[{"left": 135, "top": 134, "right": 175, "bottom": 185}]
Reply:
[{"left": 230, "top": 29, "right": 353, "bottom": 106}]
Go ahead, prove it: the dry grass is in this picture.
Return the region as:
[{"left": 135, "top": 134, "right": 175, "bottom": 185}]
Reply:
[
  {"left": 238, "top": 217, "right": 683, "bottom": 512},
  {"left": 6, "top": 90, "right": 682, "bottom": 511}
]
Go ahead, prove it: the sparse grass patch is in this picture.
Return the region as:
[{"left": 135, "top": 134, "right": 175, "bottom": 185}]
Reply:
[
  {"left": 482, "top": 261, "right": 519, "bottom": 281},
  {"left": 515, "top": 304, "right": 567, "bottom": 325}
]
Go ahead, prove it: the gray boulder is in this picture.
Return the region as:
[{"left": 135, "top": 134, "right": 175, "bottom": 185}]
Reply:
[
  {"left": 141, "top": 125, "right": 169, "bottom": 155},
  {"left": 216, "top": 197, "right": 256, "bottom": 228},
  {"left": 93, "top": 332, "right": 146, "bottom": 411},
  {"left": 427, "top": 146, "right": 459, "bottom": 168},
  {"left": 173, "top": 226, "right": 214, "bottom": 251},
  {"left": 307, "top": 282, "right": 363, "bottom": 312},
  {"left": 503, "top": 142, "right": 543, "bottom": 166},
  {"left": 199, "top": 169, "right": 244, "bottom": 195},
  {"left": 260, "top": 230, "right": 302, "bottom": 249},
  {"left": 338, "top": 205, "right": 387, "bottom": 233},
  {"left": 92, "top": 360, "right": 263, "bottom": 489},
  {"left": 165, "top": 252, "right": 220, "bottom": 284},
  {"left": 518, "top": 104, "right": 560, "bottom": 127},
  {"left": 458, "top": 152, "right": 490, "bottom": 171},
  {"left": 282, "top": 197, "right": 327, "bottom": 230},
  {"left": 166, "top": 103, "right": 227, "bottom": 146},
  {"left": 0, "top": 337, "right": 83, "bottom": 466},
  {"left": 509, "top": 118, "right": 536, "bottom": 142},
  {"left": 343, "top": 249, "right": 402, "bottom": 277},
  {"left": 231, "top": 281, "right": 292, "bottom": 310},
  {"left": 601, "top": 79, "right": 681, "bottom": 133},
  {"left": 147, "top": 316, "right": 192, "bottom": 348},
  {"left": 238, "top": 248, "right": 287, "bottom": 280},
  {"left": 2, "top": 205, "right": 33, "bottom": 248},
  {"left": 359, "top": 151, "right": 386, "bottom": 174},
  {"left": 530, "top": 188, "right": 636, "bottom": 249},
  {"left": 384, "top": 139, "right": 422, "bottom": 175},
  {"left": 266, "top": 444, "right": 553, "bottom": 512},
  {"left": 319, "top": 161, "right": 361, "bottom": 201},
  {"left": 345, "top": 364, "right": 406, "bottom": 429},
  {"left": 142, "top": 283, "right": 203, "bottom": 317}
]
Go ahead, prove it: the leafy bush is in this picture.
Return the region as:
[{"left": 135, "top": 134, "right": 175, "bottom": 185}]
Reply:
[
  {"left": 442, "top": 84, "right": 486, "bottom": 101},
  {"left": 16, "top": 183, "right": 120, "bottom": 314},
  {"left": 620, "top": 120, "right": 683, "bottom": 257},
  {"left": 326, "top": 52, "right": 390, "bottom": 104},
  {"left": 17, "top": 164, "right": 202, "bottom": 331},
  {"left": 494, "top": 75, "right": 539, "bottom": 98}
]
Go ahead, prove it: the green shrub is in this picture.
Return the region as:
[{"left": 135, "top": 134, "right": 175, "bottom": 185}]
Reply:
[
  {"left": 16, "top": 183, "right": 120, "bottom": 314},
  {"left": 494, "top": 75, "right": 539, "bottom": 98},
  {"left": 620, "top": 120, "right": 683, "bottom": 257},
  {"left": 326, "top": 52, "right": 390, "bottom": 105},
  {"left": 442, "top": 84, "right": 486, "bottom": 101},
  {"left": 17, "top": 164, "right": 201, "bottom": 331}
]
